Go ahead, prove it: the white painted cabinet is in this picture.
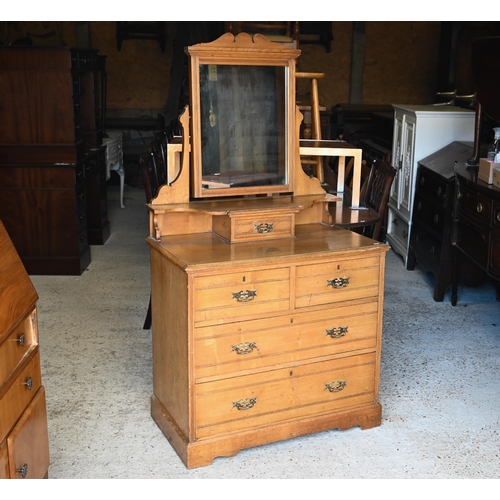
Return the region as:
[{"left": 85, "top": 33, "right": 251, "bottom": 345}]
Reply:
[{"left": 386, "top": 105, "right": 475, "bottom": 267}]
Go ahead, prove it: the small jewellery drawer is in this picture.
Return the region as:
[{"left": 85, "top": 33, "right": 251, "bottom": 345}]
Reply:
[
  {"left": 0, "top": 351, "right": 42, "bottom": 444},
  {"left": 212, "top": 209, "right": 296, "bottom": 243},
  {"left": 295, "top": 257, "right": 380, "bottom": 308},
  {"left": 195, "top": 352, "right": 377, "bottom": 439},
  {"left": 195, "top": 301, "right": 379, "bottom": 379},
  {"left": 193, "top": 268, "right": 290, "bottom": 324},
  {"left": 0, "top": 311, "right": 37, "bottom": 390}
]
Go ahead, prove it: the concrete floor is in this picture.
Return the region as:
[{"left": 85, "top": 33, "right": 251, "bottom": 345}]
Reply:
[{"left": 28, "top": 185, "right": 500, "bottom": 481}]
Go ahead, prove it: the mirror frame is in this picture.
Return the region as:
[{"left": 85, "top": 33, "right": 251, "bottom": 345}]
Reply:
[{"left": 186, "top": 32, "right": 300, "bottom": 199}]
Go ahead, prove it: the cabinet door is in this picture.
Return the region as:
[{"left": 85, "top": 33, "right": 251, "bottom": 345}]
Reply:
[
  {"left": 7, "top": 386, "right": 49, "bottom": 479},
  {"left": 399, "top": 117, "right": 415, "bottom": 216},
  {"left": 390, "top": 115, "right": 403, "bottom": 204}
]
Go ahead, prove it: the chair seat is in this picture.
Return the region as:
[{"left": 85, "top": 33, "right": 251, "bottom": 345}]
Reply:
[{"left": 329, "top": 200, "right": 379, "bottom": 229}]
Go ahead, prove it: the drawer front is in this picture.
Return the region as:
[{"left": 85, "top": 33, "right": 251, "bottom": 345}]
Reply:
[
  {"left": 410, "top": 223, "right": 442, "bottom": 268},
  {"left": 195, "top": 352, "right": 377, "bottom": 439},
  {"left": 7, "top": 386, "right": 50, "bottom": 479},
  {"left": 0, "top": 311, "right": 37, "bottom": 391},
  {"left": 457, "top": 181, "right": 492, "bottom": 226},
  {"left": 416, "top": 167, "right": 448, "bottom": 208},
  {"left": 387, "top": 208, "right": 410, "bottom": 247},
  {"left": 413, "top": 192, "right": 445, "bottom": 235},
  {"left": 232, "top": 213, "right": 295, "bottom": 242},
  {"left": 456, "top": 218, "right": 489, "bottom": 269},
  {"left": 193, "top": 268, "right": 290, "bottom": 324},
  {"left": 0, "top": 351, "right": 42, "bottom": 444},
  {"left": 195, "top": 301, "right": 379, "bottom": 379},
  {"left": 295, "top": 257, "right": 380, "bottom": 308}
]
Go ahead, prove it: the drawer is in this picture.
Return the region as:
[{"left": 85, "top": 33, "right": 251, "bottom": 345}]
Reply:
[
  {"left": 0, "top": 311, "right": 37, "bottom": 391},
  {"left": 0, "top": 351, "right": 42, "bottom": 444},
  {"left": 195, "top": 301, "right": 379, "bottom": 379},
  {"left": 413, "top": 192, "right": 446, "bottom": 236},
  {"left": 457, "top": 181, "right": 492, "bottom": 226},
  {"left": 295, "top": 256, "right": 380, "bottom": 308},
  {"left": 195, "top": 352, "right": 377, "bottom": 439},
  {"left": 410, "top": 223, "right": 442, "bottom": 267},
  {"left": 416, "top": 167, "right": 448, "bottom": 208},
  {"left": 7, "top": 386, "right": 50, "bottom": 479},
  {"left": 212, "top": 209, "right": 296, "bottom": 243},
  {"left": 493, "top": 202, "right": 500, "bottom": 228},
  {"left": 387, "top": 208, "right": 410, "bottom": 247},
  {"left": 456, "top": 218, "right": 489, "bottom": 269},
  {"left": 193, "top": 268, "right": 290, "bottom": 324}
]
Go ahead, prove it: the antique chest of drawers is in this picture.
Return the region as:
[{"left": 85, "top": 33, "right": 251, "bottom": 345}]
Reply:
[
  {"left": 148, "top": 223, "right": 388, "bottom": 468},
  {"left": 408, "top": 141, "right": 474, "bottom": 301},
  {"left": 0, "top": 220, "right": 50, "bottom": 479}
]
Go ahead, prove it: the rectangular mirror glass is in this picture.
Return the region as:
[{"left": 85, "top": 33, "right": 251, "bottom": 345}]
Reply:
[{"left": 198, "top": 64, "right": 288, "bottom": 192}]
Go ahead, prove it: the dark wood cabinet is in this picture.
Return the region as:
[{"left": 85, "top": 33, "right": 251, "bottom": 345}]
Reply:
[
  {"left": 408, "top": 141, "right": 476, "bottom": 301},
  {"left": 0, "top": 46, "right": 109, "bottom": 275}
]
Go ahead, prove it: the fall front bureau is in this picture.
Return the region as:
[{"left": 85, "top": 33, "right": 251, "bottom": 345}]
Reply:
[{"left": 147, "top": 223, "right": 389, "bottom": 468}]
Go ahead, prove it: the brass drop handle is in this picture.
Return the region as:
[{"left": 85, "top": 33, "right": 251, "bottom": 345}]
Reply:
[
  {"left": 233, "top": 397, "right": 257, "bottom": 410},
  {"left": 17, "top": 463, "right": 28, "bottom": 478},
  {"left": 232, "top": 342, "right": 257, "bottom": 355},
  {"left": 477, "top": 203, "right": 483, "bottom": 213},
  {"left": 326, "top": 326, "right": 348, "bottom": 338},
  {"left": 17, "top": 333, "right": 25, "bottom": 346},
  {"left": 232, "top": 290, "right": 257, "bottom": 302},
  {"left": 24, "top": 377, "right": 33, "bottom": 390},
  {"left": 327, "top": 277, "right": 350, "bottom": 289},
  {"left": 325, "top": 380, "right": 347, "bottom": 392},
  {"left": 254, "top": 223, "right": 274, "bottom": 234}
]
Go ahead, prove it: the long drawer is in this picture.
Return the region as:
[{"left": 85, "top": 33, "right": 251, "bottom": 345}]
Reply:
[
  {"left": 195, "top": 352, "right": 377, "bottom": 439},
  {"left": 193, "top": 268, "right": 291, "bottom": 324},
  {"left": 195, "top": 300, "right": 379, "bottom": 379},
  {"left": 295, "top": 256, "right": 380, "bottom": 308}
]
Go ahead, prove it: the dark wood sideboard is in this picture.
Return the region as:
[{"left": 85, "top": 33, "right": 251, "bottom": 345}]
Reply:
[
  {"left": 0, "top": 46, "right": 109, "bottom": 275},
  {"left": 452, "top": 162, "right": 500, "bottom": 305}
]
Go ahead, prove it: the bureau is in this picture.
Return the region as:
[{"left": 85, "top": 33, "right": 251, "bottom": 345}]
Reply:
[
  {"left": 0, "top": 220, "right": 50, "bottom": 479},
  {"left": 408, "top": 141, "right": 475, "bottom": 301},
  {"left": 387, "top": 105, "right": 475, "bottom": 268},
  {"left": 146, "top": 33, "right": 390, "bottom": 469}
]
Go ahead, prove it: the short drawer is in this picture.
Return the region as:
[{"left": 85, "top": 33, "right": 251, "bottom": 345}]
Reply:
[
  {"left": 413, "top": 192, "right": 446, "bottom": 235},
  {"left": 193, "top": 268, "right": 290, "bottom": 324},
  {"left": 0, "top": 311, "right": 37, "bottom": 391},
  {"left": 387, "top": 208, "right": 410, "bottom": 248},
  {"left": 195, "top": 300, "right": 379, "bottom": 379},
  {"left": 410, "top": 223, "right": 442, "bottom": 268},
  {"left": 416, "top": 167, "right": 448, "bottom": 208},
  {"left": 213, "top": 210, "right": 295, "bottom": 243},
  {"left": 195, "top": 352, "right": 377, "bottom": 439},
  {"left": 295, "top": 256, "right": 380, "bottom": 308},
  {"left": 457, "top": 181, "right": 492, "bottom": 226},
  {"left": 0, "top": 351, "right": 42, "bottom": 444}
]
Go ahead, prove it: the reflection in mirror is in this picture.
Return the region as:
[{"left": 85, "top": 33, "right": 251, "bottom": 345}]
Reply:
[{"left": 199, "top": 64, "right": 288, "bottom": 191}]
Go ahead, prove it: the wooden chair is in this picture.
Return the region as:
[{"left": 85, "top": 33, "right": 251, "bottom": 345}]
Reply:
[
  {"left": 140, "top": 124, "right": 179, "bottom": 329},
  {"left": 331, "top": 159, "right": 396, "bottom": 241}
]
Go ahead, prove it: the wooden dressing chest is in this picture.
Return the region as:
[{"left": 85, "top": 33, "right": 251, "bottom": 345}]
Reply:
[
  {"left": 147, "top": 33, "right": 389, "bottom": 468},
  {"left": 0, "top": 220, "right": 50, "bottom": 479}
]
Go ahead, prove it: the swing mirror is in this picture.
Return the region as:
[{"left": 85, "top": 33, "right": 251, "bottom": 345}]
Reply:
[{"left": 187, "top": 33, "right": 300, "bottom": 198}]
